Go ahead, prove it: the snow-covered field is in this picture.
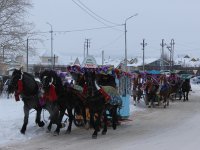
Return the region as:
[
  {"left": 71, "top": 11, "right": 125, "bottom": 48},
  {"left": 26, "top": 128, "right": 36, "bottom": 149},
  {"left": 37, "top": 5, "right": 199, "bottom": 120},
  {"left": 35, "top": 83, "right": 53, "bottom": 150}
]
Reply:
[{"left": 1, "top": 83, "right": 200, "bottom": 150}]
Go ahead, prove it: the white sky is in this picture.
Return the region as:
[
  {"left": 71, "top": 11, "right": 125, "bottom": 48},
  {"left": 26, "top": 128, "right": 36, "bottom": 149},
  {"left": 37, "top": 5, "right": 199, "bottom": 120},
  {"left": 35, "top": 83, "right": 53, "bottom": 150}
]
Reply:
[{"left": 28, "top": 0, "right": 200, "bottom": 58}]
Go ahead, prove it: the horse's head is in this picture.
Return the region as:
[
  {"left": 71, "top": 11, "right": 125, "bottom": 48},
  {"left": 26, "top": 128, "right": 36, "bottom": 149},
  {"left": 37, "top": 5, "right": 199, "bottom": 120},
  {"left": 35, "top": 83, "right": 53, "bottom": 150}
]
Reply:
[
  {"left": 84, "top": 70, "right": 98, "bottom": 97},
  {"left": 8, "top": 69, "right": 23, "bottom": 94},
  {"left": 40, "top": 70, "right": 62, "bottom": 100},
  {"left": 40, "top": 70, "right": 56, "bottom": 92}
]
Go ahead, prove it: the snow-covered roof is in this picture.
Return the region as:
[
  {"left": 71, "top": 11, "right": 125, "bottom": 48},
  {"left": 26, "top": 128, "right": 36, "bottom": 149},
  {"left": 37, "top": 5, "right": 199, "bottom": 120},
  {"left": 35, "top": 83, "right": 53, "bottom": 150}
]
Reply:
[
  {"left": 175, "top": 57, "right": 200, "bottom": 67},
  {"left": 41, "top": 50, "right": 58, "bottom": 57},
  {"left": 28, "top": 52, "right": 200, "bottom": 68}
]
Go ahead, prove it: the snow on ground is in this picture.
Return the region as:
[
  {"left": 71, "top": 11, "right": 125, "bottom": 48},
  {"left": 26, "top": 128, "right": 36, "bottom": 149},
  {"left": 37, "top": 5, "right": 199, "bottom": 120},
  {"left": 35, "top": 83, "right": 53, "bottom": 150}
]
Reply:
[
  {"left": 0, "top": 83, "right": 200, "bottom": 149},
  {"left": 0, "top": 95, "right": 50, "bottom": 146},
  {"left": 0, "top": 91, "right": 145, "bottom": 147}
]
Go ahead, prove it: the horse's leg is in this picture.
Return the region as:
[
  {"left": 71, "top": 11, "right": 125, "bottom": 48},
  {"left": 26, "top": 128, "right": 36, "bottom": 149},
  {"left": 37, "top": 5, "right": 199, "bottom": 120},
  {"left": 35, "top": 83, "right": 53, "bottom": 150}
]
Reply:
[
  {"left": 179, "top": 90, "right": 182, "bottom": 100},
  {"left": 183, "top": 92, "right": 186, "bottom": 101},
  {"left": 47, "top": 121, "right": 53, "bottom": 132},
  {"left": 53, "top": 108, "right": 65, "bottom": 135},
  {"left": 82, "top": 107, "right": 87, "bottom": 125},
  {"left": 45, "top": 105, "right": 55, "bottom": 132},
  {"left": 138, "top": 91, "right": 143, "bottom": 103},
  {"left": 148, "top": 95, "right": 152, "bottom": 108},
  {"left": 133, "top": 94, "right": 136, "bottom": 106},
  {"left": 84, "top": 108, "right": 90, "bottom": 129},
  {"left": 163, "top": 96, "right": 167, "bottom": 108},
  {"left": 21, "top": 104, "right": 30, "bottom": 134},
  {"left": 66, "top": 108, "right": 73, "bottom": 134},
  {"left": 150, "top": 94, "right": 155, "bottom": 108},
  {"left": 35, "top": 108, "right": 45, "bottom": 127},
  {"left": 89, "top": 110, "right": 95, "bottom": 129},
  {"left": 167, "top": 95, "right": 170, "bottom": 106},
  {"left": 92, "top": 111, "right": 101, "bottom": 139},
  {"left": 111, "top": 106, "right": 118, "bottom": 130},
  {"left": 186, "top": 92, "right": 189, "bottom": 101},
  {"left": 102, "top": 110, "right": 107, "bottom": 135},
  {"left": 136, "top": 91, "right": 139, "bottom": 103}
]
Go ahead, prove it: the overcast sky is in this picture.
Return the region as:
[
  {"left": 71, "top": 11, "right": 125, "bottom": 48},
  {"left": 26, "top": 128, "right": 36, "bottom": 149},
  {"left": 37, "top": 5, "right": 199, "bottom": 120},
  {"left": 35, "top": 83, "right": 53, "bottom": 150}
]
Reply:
[{"left": 28, "top": 0, "right": 200, "bottom": 59}]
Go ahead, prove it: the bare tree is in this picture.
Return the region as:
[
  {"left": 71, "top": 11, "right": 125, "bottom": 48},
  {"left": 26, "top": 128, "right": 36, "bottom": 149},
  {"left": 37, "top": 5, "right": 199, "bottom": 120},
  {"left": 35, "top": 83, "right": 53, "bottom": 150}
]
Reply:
[{"left": 0, "top": 0, "right": 33, "bottom": 55}]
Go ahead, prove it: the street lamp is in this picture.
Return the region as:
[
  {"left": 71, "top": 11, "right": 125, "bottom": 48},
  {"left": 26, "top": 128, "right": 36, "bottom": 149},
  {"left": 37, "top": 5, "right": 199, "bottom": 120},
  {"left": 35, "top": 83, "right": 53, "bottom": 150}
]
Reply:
[
  {"left": 124, "top": 13, "right": 138, "bottom": 96},
  {"left": 124, "top": 13, "right": 138, "bottom": 72},
  {"left": 46, "top": 22, "right": 53, "bottom": 69}
]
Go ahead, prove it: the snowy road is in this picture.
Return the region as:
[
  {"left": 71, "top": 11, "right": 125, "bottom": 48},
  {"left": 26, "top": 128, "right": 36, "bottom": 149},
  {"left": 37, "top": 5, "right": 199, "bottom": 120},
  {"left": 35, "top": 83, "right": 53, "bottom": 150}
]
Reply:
[{"left": 1, "top": 85, "right": 200, "bottom": 150}]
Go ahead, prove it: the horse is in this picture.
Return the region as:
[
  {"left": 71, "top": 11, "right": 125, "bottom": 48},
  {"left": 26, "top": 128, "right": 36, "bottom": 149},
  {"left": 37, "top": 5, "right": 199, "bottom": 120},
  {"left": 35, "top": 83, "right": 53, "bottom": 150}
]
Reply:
[
  {"left": 180, "top": 78, "right": 191, "bottom": 101},
  {"left": 83, "top": 70, "right": 120, "bottom": 139},
  {"left": 158, "top": 75, "right": 171, "bottom": 108},
  {"left": 168, "top": 79, "right": 183, "bottom": 101},
  {"left": 7, "top": 69, "right": 45, "bottom": 134},
  {"left": 40, "top": 70, "right": 86, "bottom": 135},
  {"left": 144, "top": 80, "right": 159, "bottom": 108},
  {"left": 132, "top": 77, "right": 143, "bottom": 106}
]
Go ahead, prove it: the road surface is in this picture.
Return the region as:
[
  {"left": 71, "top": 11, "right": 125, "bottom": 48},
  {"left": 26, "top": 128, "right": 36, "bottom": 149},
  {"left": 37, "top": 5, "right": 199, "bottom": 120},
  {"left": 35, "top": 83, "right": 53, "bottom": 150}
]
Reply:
[{"left": 2, "top": 89, "right": 200, "bottom": 150}]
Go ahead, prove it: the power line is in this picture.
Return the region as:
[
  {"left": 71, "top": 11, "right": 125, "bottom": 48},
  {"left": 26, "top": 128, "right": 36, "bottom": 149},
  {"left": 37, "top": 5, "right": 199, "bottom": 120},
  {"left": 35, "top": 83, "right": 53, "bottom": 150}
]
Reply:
[
  {"left": 25, "top": 25, "right": 123, "bottom": 35},
  {"left": 71, "top": 0, "right": 122, "bottom": 32},
  {"left": 54, "top": 25, "right": 122, "bottom": 33},
  {"left": 72, "top": 0, "right": 110, "bottom": 26},
  {"left": 76, "top": 0, "right": 119, "bottom": 26}
]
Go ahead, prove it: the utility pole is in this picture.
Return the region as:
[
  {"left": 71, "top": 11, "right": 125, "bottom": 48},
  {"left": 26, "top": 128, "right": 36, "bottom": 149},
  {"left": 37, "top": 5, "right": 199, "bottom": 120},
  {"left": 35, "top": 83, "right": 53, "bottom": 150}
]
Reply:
[
  {"left": 47, "top": 22, "right": 53, "bottom": 69},
  {"left": 166, "top": 45, "right": 172, "bottom": 70},
  {"left": 83, "top": 41, "right": 85, "bottom": 59},
  {"left": 85, "top": 39, "right": 90, "bottom": 56},
  {"left": 141, "top": 39, "right": 147, "bottom": 72},
  {"left": 102, "top": 50, "right": 104, "bottom": 65},
  {"left": 53, "top": 54, "right": 56, "bottom": 69},
  {"left": 170, "top": 39, "right": 175, "bottom": 70},
  {"left": 160, "top": 39, "right": 166, "bottom": 70}
]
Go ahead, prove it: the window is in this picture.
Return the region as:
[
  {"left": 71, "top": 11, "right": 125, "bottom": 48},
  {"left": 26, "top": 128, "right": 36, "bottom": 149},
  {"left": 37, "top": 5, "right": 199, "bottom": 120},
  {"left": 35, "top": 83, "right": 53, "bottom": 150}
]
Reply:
[{"left": 48, "top": 58, "right": 52, "bottom": 62}]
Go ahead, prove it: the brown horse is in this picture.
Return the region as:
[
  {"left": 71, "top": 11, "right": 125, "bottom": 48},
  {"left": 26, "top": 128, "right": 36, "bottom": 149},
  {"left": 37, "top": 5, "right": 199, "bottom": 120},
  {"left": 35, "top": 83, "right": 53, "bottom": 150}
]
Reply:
[
  {"left": 158, "top": 75, "right": 170, "bottom": 108},
  {"left": 144, "top": 78, "right": 159, "bottom": 108},
  {"left": 132, "top": 77, "right": 143, "bottom": 106}
]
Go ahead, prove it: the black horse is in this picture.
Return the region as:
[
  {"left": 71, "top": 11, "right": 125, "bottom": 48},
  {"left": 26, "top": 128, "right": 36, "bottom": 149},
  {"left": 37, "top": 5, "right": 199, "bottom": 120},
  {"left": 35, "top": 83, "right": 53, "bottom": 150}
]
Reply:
[
  {"left": 168, "top": 79, "right": 183, "bottom": 101},
  {"left": 83, "top": 70, "right": 119, "bottom": 139},
  {"left": 180, "top": 78, "right": 191, "bottom": 101},
  {"left": 7, "top": 69, "right": 45, "bottom": 134},
  {"left": 40, "top": 70, "right": 86, "bottom": 135}
]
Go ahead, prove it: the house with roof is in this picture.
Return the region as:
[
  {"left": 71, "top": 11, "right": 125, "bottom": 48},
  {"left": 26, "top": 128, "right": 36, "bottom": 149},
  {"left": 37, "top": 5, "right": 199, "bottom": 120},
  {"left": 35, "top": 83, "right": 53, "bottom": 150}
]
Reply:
[{"left": 0, "top": 55, "right": 24, "bottom": 75}]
